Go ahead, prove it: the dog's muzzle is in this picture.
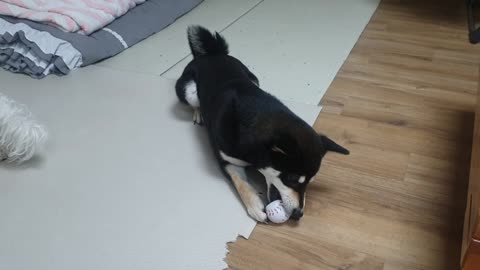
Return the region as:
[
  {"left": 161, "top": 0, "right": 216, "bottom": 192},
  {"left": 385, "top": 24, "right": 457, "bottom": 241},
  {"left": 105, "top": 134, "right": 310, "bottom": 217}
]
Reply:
[
  {"left": 269, "top": 185, "right": 304, "bottom": 221},
  {"left": 290, "top": 208, "right": 304, "bottom": 220}
]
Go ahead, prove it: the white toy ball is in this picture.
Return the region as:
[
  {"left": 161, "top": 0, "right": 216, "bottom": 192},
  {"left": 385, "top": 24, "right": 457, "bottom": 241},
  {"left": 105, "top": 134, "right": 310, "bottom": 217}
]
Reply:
[{"left": 266, "top": 200, "right": 290, "bottom": 223}]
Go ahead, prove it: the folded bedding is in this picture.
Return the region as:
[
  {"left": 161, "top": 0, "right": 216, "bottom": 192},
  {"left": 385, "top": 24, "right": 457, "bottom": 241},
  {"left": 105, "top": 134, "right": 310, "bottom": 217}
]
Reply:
[
  {"left": 0, "top": 0, "right": 203, "bottom": 78},
  {"left": 0, "top": 0, "right": 146, "bottom": 35}
]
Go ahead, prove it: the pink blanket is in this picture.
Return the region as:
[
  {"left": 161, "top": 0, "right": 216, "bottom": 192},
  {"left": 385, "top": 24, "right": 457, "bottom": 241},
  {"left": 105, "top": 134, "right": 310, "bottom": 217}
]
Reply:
[{"left": 0, "top": 0, "right": 145, "bottom": 35}]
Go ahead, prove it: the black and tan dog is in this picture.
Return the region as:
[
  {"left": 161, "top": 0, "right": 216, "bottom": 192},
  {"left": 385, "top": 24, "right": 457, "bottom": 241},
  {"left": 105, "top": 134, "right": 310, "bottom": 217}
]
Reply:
[{"left": 175, "top": 26, "right": 349, "bottom": 222}]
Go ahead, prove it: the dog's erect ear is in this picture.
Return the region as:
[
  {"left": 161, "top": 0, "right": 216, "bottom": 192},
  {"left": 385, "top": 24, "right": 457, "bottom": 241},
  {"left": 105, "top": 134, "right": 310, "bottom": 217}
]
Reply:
[{"left": 320, "top": 135, "right": 349, "bottom": 155}]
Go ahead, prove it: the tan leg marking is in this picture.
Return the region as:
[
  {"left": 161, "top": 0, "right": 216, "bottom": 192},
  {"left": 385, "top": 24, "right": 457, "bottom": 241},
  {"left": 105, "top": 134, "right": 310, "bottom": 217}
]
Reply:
[{"left": 225, "top": 165, "right": 267, "bottom": 222}]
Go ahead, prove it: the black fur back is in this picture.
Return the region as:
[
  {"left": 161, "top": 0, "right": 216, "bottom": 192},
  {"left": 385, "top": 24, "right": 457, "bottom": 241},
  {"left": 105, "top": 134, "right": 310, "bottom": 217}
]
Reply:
[{"left": 187, "top": 25, "right": 229, "bottom": 58}]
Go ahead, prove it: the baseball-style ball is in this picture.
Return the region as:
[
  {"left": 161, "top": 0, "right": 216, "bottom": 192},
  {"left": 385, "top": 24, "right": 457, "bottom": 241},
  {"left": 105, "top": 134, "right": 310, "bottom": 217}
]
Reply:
[{"left": 266, "top": 200, "right": 289, "bottom": 223}]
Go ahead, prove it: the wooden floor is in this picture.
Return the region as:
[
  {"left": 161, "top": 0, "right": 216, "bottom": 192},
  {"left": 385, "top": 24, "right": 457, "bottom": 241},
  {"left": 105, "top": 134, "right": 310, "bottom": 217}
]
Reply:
[{"left": 227, "top": 0, "right": 480, "bottom": 269}]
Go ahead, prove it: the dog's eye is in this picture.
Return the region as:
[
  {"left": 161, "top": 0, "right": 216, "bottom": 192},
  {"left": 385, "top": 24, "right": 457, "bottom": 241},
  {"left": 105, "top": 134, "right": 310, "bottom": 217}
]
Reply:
[
  {"left": 285, "top": 178, "right": 302, "bottom": 189},
  {"left": 286, "top": 174, "right": 300, "bottom": 183}
]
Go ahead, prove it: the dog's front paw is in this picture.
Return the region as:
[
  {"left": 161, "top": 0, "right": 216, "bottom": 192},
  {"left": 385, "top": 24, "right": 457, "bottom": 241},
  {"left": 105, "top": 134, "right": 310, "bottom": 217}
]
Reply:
[
  {"left": 246, "top": 198, "right": 267, "bottom": 223},
  {"left": 193, "top": 109, "right": 203, "bottom": 125},
  {"left": 248, "top": 207, "right": 267, "bottom": 223}
]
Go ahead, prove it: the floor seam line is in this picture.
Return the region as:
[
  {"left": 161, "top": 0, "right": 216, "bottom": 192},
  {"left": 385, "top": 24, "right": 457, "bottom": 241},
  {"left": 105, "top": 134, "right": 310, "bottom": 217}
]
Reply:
[{"left": 159, "top": 0, "right": 265, "bottom": 77}]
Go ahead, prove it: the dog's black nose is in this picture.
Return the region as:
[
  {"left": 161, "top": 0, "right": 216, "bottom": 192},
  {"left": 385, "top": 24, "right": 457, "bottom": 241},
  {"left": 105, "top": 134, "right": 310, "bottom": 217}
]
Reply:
[{"left": 290, "top": 208, "right": 304, "bottom": 220}]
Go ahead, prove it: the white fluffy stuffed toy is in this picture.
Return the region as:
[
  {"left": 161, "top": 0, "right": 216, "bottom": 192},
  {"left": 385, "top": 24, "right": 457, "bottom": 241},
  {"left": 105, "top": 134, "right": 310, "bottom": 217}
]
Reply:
[{"left": 0, "top": 93, "right": 47, "bottom": 163}]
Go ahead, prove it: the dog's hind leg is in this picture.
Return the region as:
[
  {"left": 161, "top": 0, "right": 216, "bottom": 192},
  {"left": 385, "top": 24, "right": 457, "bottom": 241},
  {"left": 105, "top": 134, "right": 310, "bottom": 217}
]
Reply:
[
  {"left": 225, "top": 164, "right": 267, "bottom": 223},
  {"left": 175, "top": 70, "right": 203, "bottom": 125}
]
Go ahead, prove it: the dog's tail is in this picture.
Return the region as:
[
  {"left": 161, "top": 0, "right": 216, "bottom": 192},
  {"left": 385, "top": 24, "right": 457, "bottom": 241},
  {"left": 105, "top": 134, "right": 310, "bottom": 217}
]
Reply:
[{"left": 187, "top": 25, "right": 229, "bottom": 58}]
